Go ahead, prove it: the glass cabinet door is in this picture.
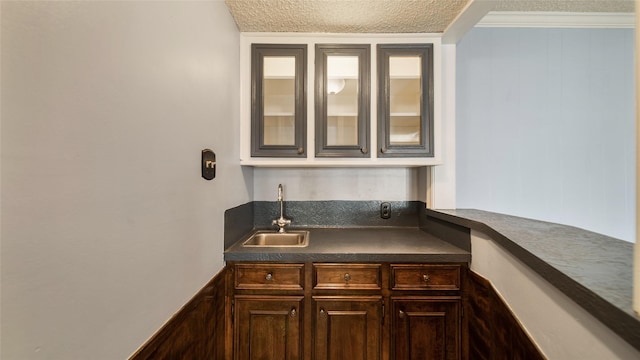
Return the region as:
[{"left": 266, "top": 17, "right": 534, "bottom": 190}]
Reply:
[
  {"left": 251, "top": 44, "right": 307, "bottom": 157},
  {"left": 377, "top": 44, "right": 433, "bottom": 157},
  {"left": 315, "top": 44, "right": 370, "bottom": 157}
]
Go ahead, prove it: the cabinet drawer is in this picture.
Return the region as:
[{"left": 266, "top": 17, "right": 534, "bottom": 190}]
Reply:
[
  {"left": 391, "top": 264, "right": 460, "bottom": 291},
  {"left": 235, "top": 263, "right": 304, "bottom": 290},
  {"left": 314, "top": 264, "right": 381, "bottom": 290}
]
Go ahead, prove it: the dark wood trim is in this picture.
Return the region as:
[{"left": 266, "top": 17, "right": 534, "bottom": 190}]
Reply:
[
  {"left": 129, "top": 267, "right": 229, "bottom": 360},
  {"left": 465, "top": 270, "right": 546, "bottom": 360},
  {"left": 224, "top": 265, "right": 235, "bottom": 360}
]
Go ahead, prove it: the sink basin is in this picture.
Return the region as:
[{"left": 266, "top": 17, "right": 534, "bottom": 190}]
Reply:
[{"left": 242, "top": 230, "right": 310, "bottom": 247}]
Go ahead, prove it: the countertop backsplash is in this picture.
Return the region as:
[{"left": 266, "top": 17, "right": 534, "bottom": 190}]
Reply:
[{"left": 224, "top": 200, "right": 427, "bottom": 249}]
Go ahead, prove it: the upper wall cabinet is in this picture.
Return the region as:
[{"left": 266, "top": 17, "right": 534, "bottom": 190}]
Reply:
[
  {"left": 240, "top": 35, "right": 442, "bottom": 167},
  {"left": 377, "top": 44, "right": 433, "bottom": 157},
  {"left": 315, "top": 44, "right": 371, "bottom": 158},
  {"left": 251, "top": 44, "right": 307, "bottom": 157}
]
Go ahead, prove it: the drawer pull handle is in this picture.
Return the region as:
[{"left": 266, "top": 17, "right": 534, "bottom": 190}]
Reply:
[
  {"left": 399, "top": 309, "right": 406, "bottom": 319},
  {"left": 290, "top": 308, "right": 297, "bottom": 317},
  {"left": 344, "top": 273, "right": 351, "bottom": 282},
  {"left": 422, "top": 274, "right": 430, "bottom": 283},
  {"left": 265, "top": 273, "right": 273, "bottom": 281}
]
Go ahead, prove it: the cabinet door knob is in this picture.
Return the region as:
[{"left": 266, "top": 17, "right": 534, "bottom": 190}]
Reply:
[
  {"left": 297, "top": 147, "right": 304, "bottom": 154},
  {"left": 360, "top": 147, "right": 368, "bottom": 154},
  {"left": 265, "top": 273, "right": 273, "bottom": 281},
  {"left": 381, "top": 147, "right": 387, "bottom": 153},
  {"left": 399, "top": 309, "right": 406, "bottom": 319},
  {"left": 422, "top": 274, "right": 430, "bottom": 283},
  {"left": 290, "top": 308, "right": 297, "bottom": 317},
  {"left": 320, "top": 308, "right": 326, "bottom": 315},
  {"left": 344, "top": 273, "right": 351, "bottom": 282}
]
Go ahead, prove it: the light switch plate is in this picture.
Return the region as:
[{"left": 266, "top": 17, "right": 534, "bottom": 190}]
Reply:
[{"left": 202, "top": 149, "right": 216, "bottom": 180}]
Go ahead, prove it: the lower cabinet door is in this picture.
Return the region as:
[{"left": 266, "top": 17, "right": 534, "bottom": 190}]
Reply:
[
  {"left": 234, "top": 295, "right": 303, "bottom": 360},
  {"left": 313, "top": 296, "right": 382, "bottom": 360},
  {"left": 391, "top": 297, "right": 461, "bottom": 360}
]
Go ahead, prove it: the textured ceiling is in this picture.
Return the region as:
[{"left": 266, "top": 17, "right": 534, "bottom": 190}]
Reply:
[
  {"left": 225, "top": 0, "right": 470, "bottom": 33},
  {"left": 224, "top": 0, "right": 634, "bottom": 33}
]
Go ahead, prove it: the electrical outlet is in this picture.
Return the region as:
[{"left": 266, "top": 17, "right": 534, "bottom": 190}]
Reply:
[{"left": 380, "top": 202, "right": 391, "bottom": 219}]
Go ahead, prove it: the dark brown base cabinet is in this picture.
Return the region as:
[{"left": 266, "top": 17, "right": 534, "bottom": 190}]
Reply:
[
  {"left": 392, "top": 297, "right": 461, "bottom": 359},
  {"left": 313, "top": 296, "right": 382, "bottom": 360},
  {"left": 229, "top": 262, "right": 464, "bottom": 360},
  {"left": 234, "top": 295, "right": 303, "bottom": 360},
  {"left": 130, "top": 262, "right": 545, "bottom": 360}
]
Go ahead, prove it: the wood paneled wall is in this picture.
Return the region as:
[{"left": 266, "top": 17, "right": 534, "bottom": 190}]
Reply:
[
  {"left": 465, "top": 270, "right": 546, "bottom": 360},
  {"left": 129, "top": 268, "right": 228, "bottom": 360}
]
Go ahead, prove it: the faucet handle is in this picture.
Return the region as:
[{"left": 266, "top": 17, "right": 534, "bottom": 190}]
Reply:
[{"left": 273, "top": 217, "right": 291, "bottom": 232}]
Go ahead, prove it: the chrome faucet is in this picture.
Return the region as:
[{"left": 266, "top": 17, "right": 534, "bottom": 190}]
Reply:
[{"left": 272, "top": 184, "right": 292, "bottom": 232}]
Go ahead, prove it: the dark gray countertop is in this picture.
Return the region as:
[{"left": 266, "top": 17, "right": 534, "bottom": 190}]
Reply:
[
  {"left": 224, "top": 227, "right": 471, "bottom": 263},
  {"left": 426, "top": 208, "right": 640, "bottom": 350}
]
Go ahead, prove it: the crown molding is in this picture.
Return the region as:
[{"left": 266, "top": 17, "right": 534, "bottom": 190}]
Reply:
[{"left": 476, "top": 11, "right": 635, "bottom": 28}]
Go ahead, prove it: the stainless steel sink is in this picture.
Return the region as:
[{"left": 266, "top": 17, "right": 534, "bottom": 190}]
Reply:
[{"left": 242, "top": 230, "right": 309, "bottom": 247}]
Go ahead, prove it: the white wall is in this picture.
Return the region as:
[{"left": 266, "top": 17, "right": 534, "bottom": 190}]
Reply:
[
  {"left": 456, "top": 27, "right": 635, "bottom": 242},
  {"left": 253, "top": 167, "right": 422, "bottom": 201},
  {"left": 430, "top": 44, "right": 457, "bottom": 209},
  {"left": 1, "top": 1, "right": 251, "bottom": 359},
  {"left": 471, "top": 230, "right": 640, "bottom": 359}
]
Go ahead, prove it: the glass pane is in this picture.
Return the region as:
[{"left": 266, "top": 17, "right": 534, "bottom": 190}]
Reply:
[
  {"left": 326, "top": 55, "right": 359, "bottom": 146},
  {"left": 263, "top": 56, "right": 296, "bottom": 145},
  {"left": 264, "top": 56, "right": 295, "bottom": 77},
  {"left": 264, "top": 116, "right": 295, "bottom": 146},
  {"left": 327, "top": 116, "right": 358, "bottom": 146},
  {"left": 390, "top": 116, "right": 420, "bottom": 145},
  {"left": 389, "top": 56, "right": 422, "bottom": 146}
]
